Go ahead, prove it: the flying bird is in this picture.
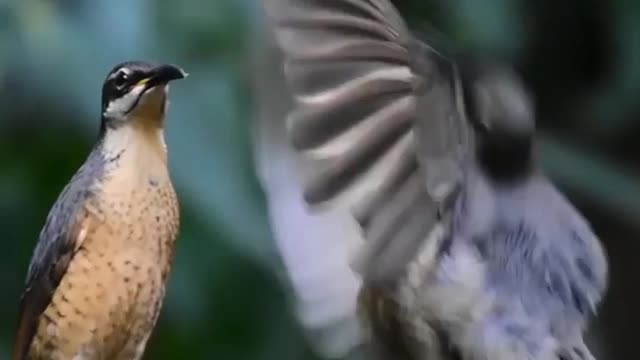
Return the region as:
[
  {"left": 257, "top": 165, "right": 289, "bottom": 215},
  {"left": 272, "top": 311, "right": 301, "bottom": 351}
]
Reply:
[
  {"left": 256, "top": 0, "right": 608, "bottom": 359},
  {"left": 13, "top": 61, "right": 186, "bottom": 360}
]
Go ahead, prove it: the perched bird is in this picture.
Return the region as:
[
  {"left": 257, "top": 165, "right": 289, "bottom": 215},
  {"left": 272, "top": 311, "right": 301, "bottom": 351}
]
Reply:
[
  {"left": 256, "top": 0, "right": 609, "bottom": 359},
  {"left": 13, "top": 61, "right": 186, "bottom": 360}
]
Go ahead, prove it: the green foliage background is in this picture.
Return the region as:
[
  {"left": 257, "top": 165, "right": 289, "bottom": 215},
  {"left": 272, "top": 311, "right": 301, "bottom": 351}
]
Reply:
[{"left": 0, "top": 0, "right": 638, "bottom": 359}]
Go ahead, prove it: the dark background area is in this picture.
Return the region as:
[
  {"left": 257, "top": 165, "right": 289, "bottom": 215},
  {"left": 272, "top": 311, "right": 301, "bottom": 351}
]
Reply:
[{"left": 0, "top": 0, "right": 637, "bottom": 359}]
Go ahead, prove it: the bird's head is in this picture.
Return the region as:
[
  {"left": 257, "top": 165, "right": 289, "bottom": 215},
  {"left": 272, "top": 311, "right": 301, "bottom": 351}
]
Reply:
[
  {"left": 100, "top": 61, "right": 187, "bottom": 132},
  {"left": 457, "top": 56, "right": 536, "bottom": 180}
]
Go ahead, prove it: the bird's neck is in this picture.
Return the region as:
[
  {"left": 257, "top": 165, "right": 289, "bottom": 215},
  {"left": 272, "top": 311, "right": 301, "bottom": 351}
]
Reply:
[
  {"left": 476, "top": 135, "right": 535, "bottom": 183},
  {"left": 97, "top": 122, "right": 169, "bottom": 179}
]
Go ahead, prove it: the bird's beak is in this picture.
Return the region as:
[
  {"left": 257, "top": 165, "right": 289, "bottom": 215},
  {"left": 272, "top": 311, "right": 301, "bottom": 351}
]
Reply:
[
  {"left": 135, "top": 64, "right": 188, "bottom": 91},
  {"left": 123, "top": 64, "right": 187, "bottom": 117}
]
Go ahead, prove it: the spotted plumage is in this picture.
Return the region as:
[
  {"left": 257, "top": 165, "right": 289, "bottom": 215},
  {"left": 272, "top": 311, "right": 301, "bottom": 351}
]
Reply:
[{"left": 13, "top": 61, "right": 186, "bottom": 360}]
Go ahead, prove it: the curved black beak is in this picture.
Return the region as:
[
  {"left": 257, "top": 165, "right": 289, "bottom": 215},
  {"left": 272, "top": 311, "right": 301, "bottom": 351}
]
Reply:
[{"left": 138, "top": 64, "right": 187, "bottom": 89}]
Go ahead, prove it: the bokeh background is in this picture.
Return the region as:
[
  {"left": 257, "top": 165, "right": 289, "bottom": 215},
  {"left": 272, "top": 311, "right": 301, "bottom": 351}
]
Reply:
[{"left": 0, "top": 0, "right": 638, "bottom": 359}]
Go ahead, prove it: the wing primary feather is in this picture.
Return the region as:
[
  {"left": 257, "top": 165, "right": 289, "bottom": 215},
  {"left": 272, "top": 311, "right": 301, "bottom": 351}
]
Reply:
[
  {"left": 289, "top": 65, "right": 413, "bottom": 121},
  {"left": 13, "top": 287, "right": 44, "bottom": 360},
  {"left": 303, "top": 103, "right": 412, "bottom": 203},
  {"left": 279, "top": 13, "right": 395, "bottom": 43},
  {"left": 285, "top": 41, "right": 408, "bottom": 64},
  {"left": 289, "top": 87, "right": 411, "bottom": 151},
  {"left": 355, "top": 173, "right": 436, "bottom": 283},
  {"left": 367, "top": 191, "right": 437, "bottom": 283},
  {"left": 354, "top": 140, "right": 418, "bottom": 227},
  {"left": 364, "top": 171, "right": 423, "bottom": 244}
]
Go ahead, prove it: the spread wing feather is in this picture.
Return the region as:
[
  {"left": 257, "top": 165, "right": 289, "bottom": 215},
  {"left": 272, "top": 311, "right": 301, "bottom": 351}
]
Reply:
[
  {"left": 258, "top": 0, "right": 475, "bottom": 357},
  {"left": 263, "top": 0, "right": 473, "bottom": 284}
]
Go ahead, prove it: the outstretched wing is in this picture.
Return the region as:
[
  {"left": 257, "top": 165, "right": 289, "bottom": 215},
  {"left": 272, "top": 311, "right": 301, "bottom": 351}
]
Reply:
[
  {"left": 13, "top": 156, "right": 102, "bottom": 360},
  {"left": 257, "top": 0, "right": 476, "bottom": 358},
  {"left": 262, "top": 0, "right": 473, "bottom": 284}
]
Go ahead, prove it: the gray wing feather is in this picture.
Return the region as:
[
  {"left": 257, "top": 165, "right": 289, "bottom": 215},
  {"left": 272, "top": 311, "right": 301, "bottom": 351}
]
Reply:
[
  {"left": 259, "top": 0, "right": 474, "bottom": 358},
  {"left": 262, "top": 0, "right": 472, "bottom": 284},
  {"left": 13, "top": 151, "right": 103, "bottom": 360}
]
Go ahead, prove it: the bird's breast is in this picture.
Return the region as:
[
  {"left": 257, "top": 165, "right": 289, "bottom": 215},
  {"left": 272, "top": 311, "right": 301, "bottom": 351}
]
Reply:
[
  {"left": 28, "top": 142, "right": 180, "bottom": 359},
  {"left": 83, "top": 126, "right": 181, "bottom": 284},
  {"left": 91, "top": 143, "right": 180, "bottom": 271}
]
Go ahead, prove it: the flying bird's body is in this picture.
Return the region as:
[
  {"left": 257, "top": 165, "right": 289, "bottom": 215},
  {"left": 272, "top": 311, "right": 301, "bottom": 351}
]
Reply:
[
  {"left": 13, "top": 61, "right": 186, "bottom": 360},
  {"left": 387, "top": 170, "right": 606, "bottom": 360},
  {"left": 257, "top": 1, "right": 608, "bottom": 359}
]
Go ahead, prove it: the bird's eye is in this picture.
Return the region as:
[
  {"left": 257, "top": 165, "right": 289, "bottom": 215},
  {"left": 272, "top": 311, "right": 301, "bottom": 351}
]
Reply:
[{"left": 114, "top": 71, "right": 129, "bottom": 88}]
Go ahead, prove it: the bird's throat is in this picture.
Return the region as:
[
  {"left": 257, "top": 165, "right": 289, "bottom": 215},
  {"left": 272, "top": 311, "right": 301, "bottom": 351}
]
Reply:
[{"left": 99, "top": 124, "right": 169, "bottom": 179}]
